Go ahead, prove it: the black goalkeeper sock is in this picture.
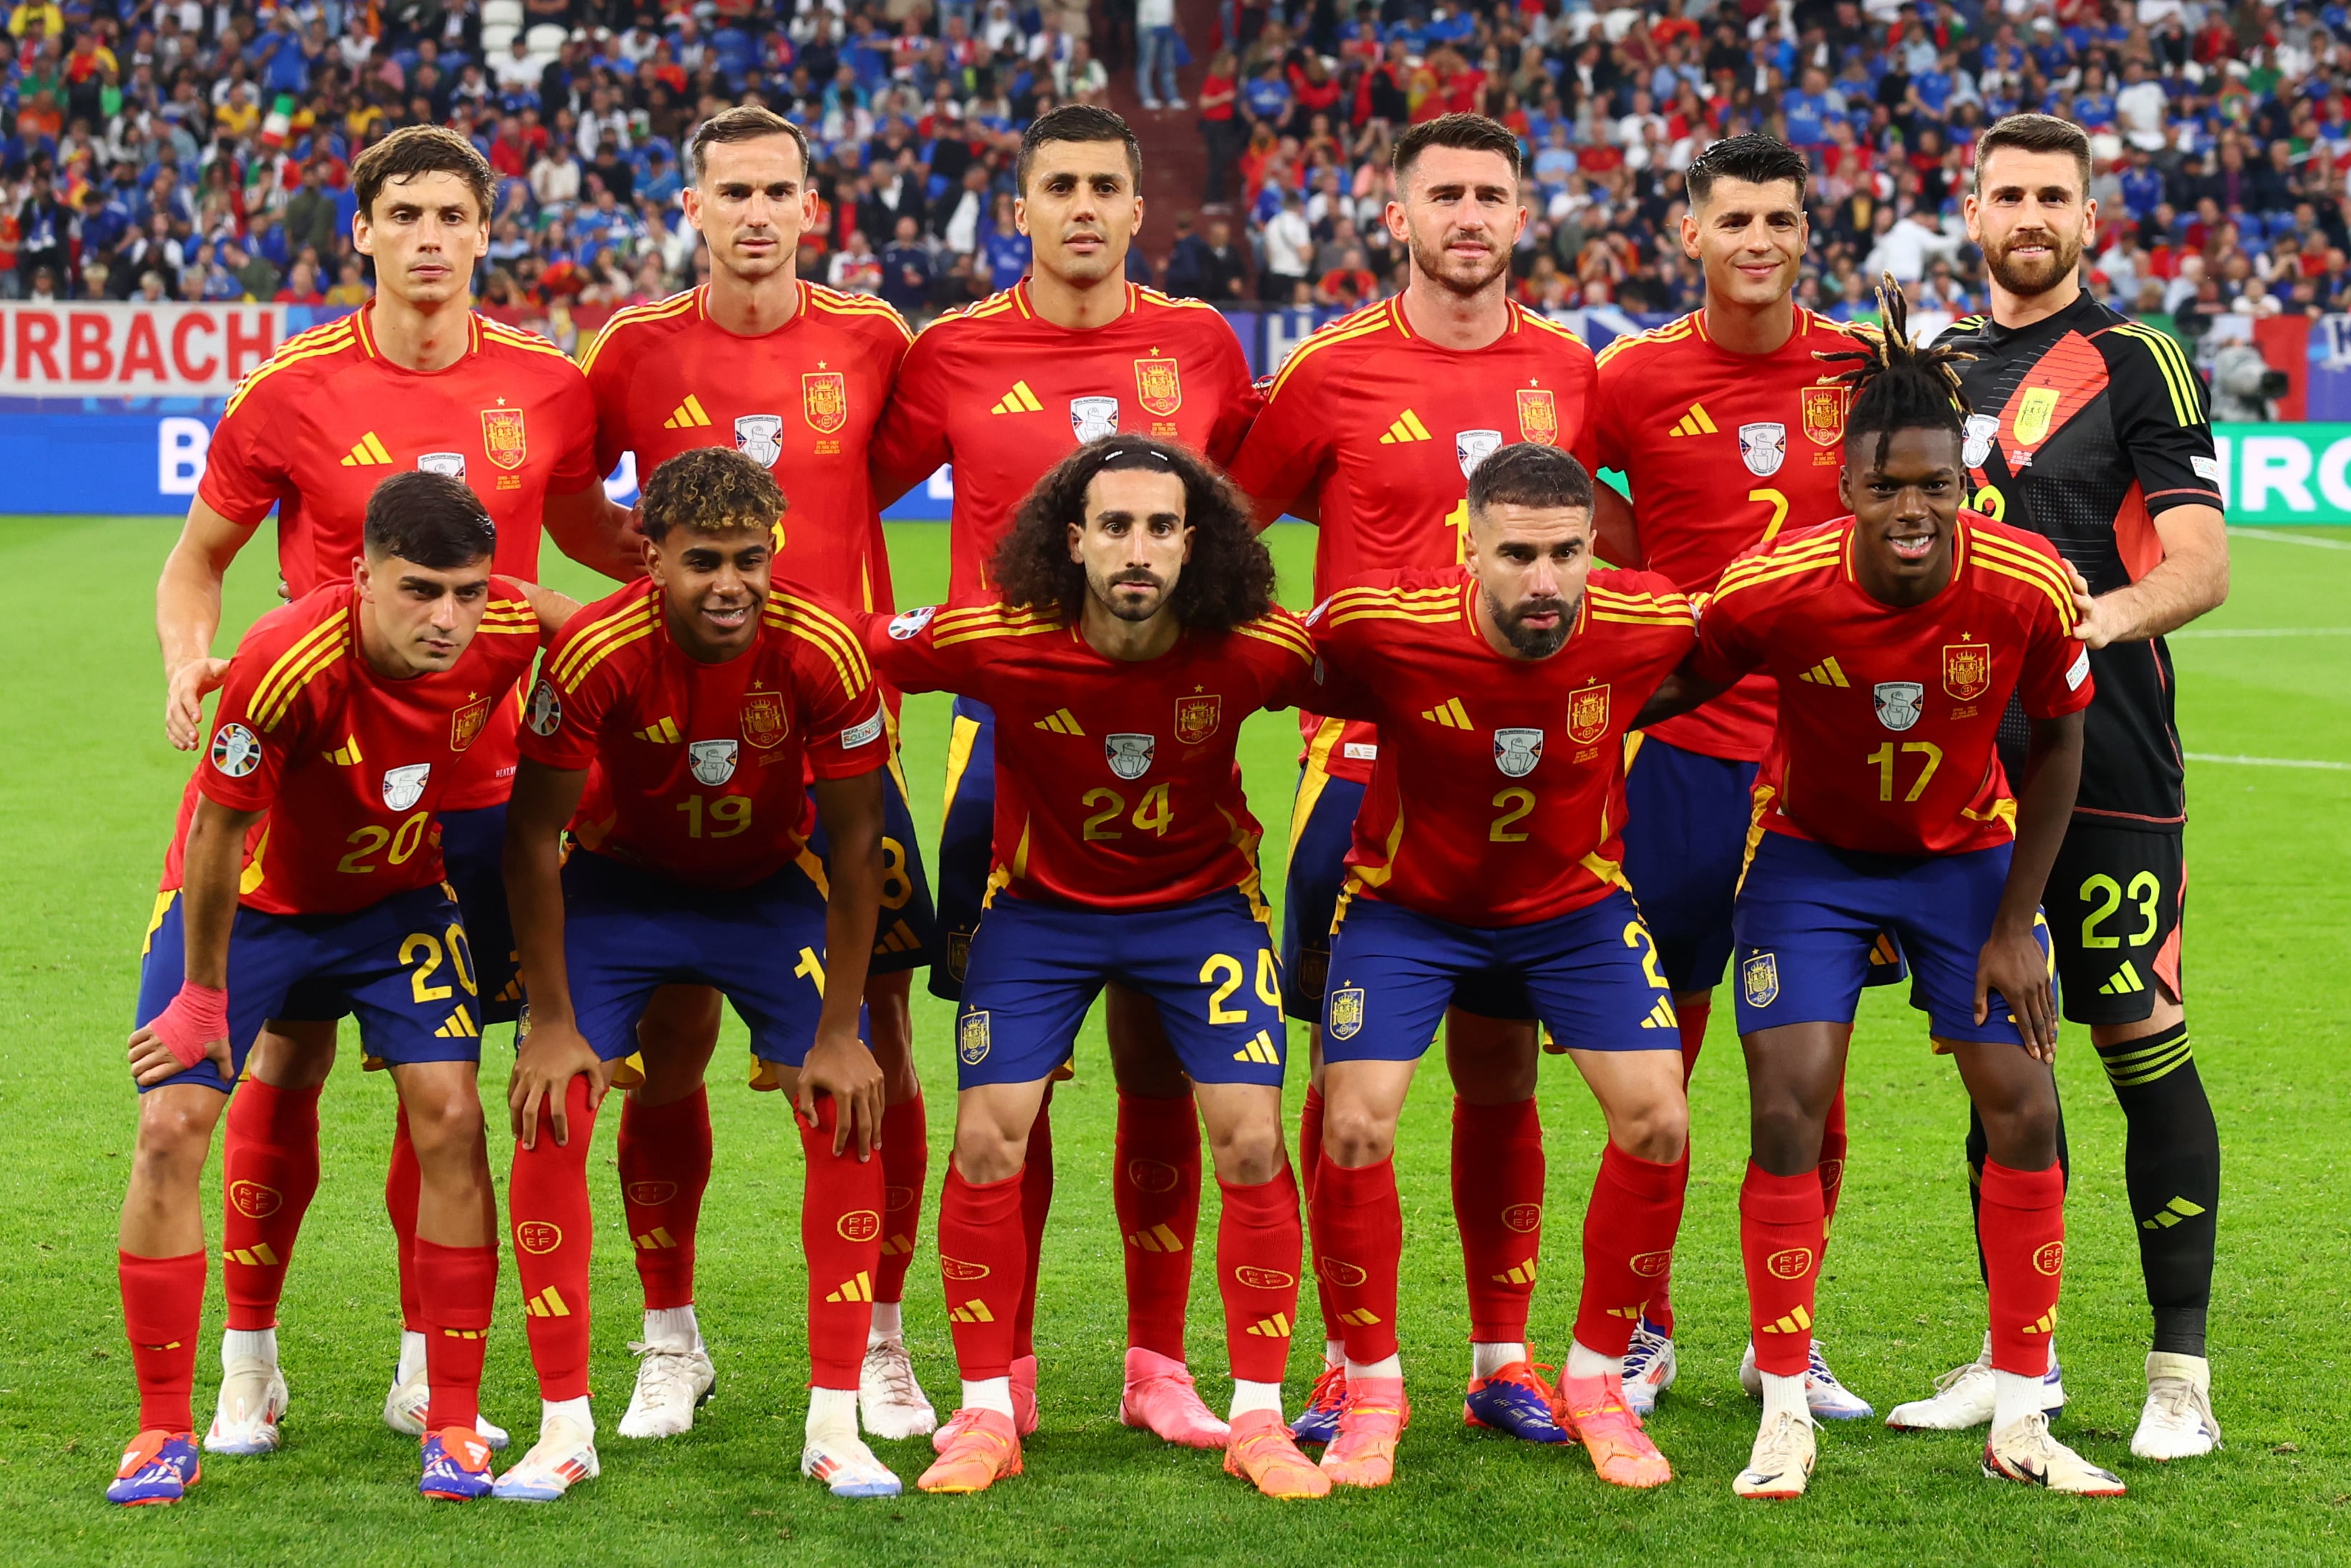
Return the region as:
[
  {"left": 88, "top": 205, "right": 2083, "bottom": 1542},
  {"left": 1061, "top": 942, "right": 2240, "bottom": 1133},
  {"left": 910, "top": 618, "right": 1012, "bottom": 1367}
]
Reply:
[
  {"left": 1966, "top": 1093, "right": 2069, "bottom": 1289},
  {"left": 2096, "top": 1021, "right": 2219, "bottom": 1358}
]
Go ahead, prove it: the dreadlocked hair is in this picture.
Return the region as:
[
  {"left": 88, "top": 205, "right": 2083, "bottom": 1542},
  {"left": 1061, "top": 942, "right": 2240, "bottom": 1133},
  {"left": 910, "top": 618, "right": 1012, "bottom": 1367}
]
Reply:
[
  {"left": 990, "top": 436, "right": 1276, "bottom": 633},
  {"left": 1815, "top": 273, "right": 1976, "bottom": 471}
]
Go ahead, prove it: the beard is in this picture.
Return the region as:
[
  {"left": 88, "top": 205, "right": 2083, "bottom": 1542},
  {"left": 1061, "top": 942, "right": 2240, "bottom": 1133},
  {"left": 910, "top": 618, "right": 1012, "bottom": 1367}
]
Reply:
[
  {"left": 1484, "top": 585, "right": 1574, "bottom": 658},
  {"left": 1090, "top": 567, "right": 1168, "bottom": 622},
  {"left": 1408, "top": 227, "right": 1512, "bottom": 297},
  {"left": 1985, "top": 225, "right": 2083, "bottom": 298}
]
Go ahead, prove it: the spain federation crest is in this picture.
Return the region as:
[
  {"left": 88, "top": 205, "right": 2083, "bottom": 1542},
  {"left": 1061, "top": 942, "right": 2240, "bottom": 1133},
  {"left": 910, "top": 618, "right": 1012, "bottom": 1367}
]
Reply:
[
  {"left": 1493, "top": 727, "right": 1544, "bottom": 778},
  {"left": 1872, "top": 680, "right": 1925, "bottom": 732},
  {"left": 449, "top": 693, "right": 491, "bottom": 752},
  {"left": 957, "top": 1011, "right": 991, "bottom": 1064},
  {"left": 1071, "top": 395, "right": 1120, "bottom": 442},
  {"left": 741, "top": 691, "right": 789, "bottom": 749},
  {"left": 1738, "top": 421, "right": 1788, "bottom": 477},
  {"left": 479, "top": 407, "right": 527, "bottom": 471},
  {"left": 1799, "top": 384, "right": 1847, "bottom": 448},
  {"left": 734, "top": 413, "right": 784, "bottom": 467},
  {"left": 802, "top": 372, "right": 848, "bottom": 436},
  {"left": 1175, "top": 694, "right": 1221, "bottom": 744},
  {"left": 1105, "top": 733, "right": 1155, "bottom": 780},
  {"left": 1327, "top": 985, "right": 1365, "bottom": 1042},
  {"left": 1567, "top": 681, "right": 1611, "bottom": 746},
  {"left": 1515, "top": 387, "right": 1557, "bottom": 445},
  {"left": 1133, "top": 356, "right": 1182, "bottom": 416},
  {"left": 688, "top": 739, "right": 739, "bottom": 786},
  {"left": 1456, "top": 428, "right": 1504, "bottom": 480},
  {"left": 1943, "top": 642, "right": 1993, "bottom": 701},
  {"left": 1741, "top": 951, "right": 1780, "bottom": 1008},
  {"left": 381, "top": 763, "right": 431, "bottom": 811},
  {"left": 2011, "top": 385, "right": 2061, "bottom": 448}
]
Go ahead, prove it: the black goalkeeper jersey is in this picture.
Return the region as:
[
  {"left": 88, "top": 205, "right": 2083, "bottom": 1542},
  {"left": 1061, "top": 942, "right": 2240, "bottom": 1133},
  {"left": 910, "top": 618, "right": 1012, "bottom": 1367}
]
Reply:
[{"left": 1943, "top": 292, "right": 2223, "bottom": 831}]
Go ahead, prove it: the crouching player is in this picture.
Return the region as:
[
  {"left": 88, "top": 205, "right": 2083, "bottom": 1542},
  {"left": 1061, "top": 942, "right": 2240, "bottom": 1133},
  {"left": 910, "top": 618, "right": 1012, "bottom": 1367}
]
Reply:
[
  {"left": 495, "top": 447, "right": 898, "bottom": 1500},
  {"left": 1637, "top": 287, "right": 2119, "bottom": 1499},
  {"left": 1301, "top": 443, "right": 1697, "bottom": 1491},
  {"left": 860, "top": 437, "right": 1326, "bottom": 1499},
  {"left": 112, "top": 473, "right": 568, "bottom": 1504}
]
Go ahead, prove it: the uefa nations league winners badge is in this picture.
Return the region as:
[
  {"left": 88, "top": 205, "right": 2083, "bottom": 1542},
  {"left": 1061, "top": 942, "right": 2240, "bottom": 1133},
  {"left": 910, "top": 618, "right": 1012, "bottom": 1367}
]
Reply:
[
  {"left": 1105, "top": 734, "right": 1155, "bottom": 780},
  {"left": 1493, "top": 728, "right": 1544, "bottom": 777},
  {"left": 1872, "top": 682, "right": 1925, "bottom": 732},
  {"left": 688, "top": 739, "right": 738, "bottom": 786},
  {"left": 1739, "top": 422, "right": 1787, "bottom": 477}
]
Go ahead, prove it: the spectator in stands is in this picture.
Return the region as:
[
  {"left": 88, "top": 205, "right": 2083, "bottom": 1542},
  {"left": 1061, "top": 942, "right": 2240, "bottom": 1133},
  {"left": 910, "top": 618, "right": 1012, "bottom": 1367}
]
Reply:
[{"left": 1257, "top": 184, "right": 1309, "bottom": 300}]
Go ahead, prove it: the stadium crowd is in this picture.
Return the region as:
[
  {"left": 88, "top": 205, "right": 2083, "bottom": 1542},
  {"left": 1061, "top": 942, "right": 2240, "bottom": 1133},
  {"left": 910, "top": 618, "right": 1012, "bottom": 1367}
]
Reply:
[{"left": 5, "top": 0, "right": 2351, "bottom": 333}]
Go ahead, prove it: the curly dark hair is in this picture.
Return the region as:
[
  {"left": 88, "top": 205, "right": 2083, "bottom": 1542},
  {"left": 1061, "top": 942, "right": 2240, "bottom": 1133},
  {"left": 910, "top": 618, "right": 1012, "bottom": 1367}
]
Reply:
[
  {"left": 638, "top": 446, "right": 784, "bottom": 542},
  {"left": 989, "top": 436, "right": 1276, "bottom": 632},
  {"left": 1816, "top": 274, "right": 1975, "bottom": 470}
]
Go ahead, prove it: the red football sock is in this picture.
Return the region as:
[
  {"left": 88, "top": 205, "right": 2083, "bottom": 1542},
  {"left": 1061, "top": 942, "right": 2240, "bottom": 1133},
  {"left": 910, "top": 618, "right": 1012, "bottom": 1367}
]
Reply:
[
  {"left": 1819, "top": 1083, "right": 1850, "bottom": 1239},
  {"left": 1218, "top": 1168, "right": 1304, "bottom": 1383},
  {"left": 1312, "top": 1155, "right": 1402, "bottom": 1365},
  {"left": 875, "top": 1093, "right": 929, "bottom": 1305},
  {"left": 221, "top": 1079, "right": 322, "bottom": 1332},
  {"left": 1452, "top": 1096, "right": 1544, "bottom": 1345},
  {"left": 1299, "top": 1084, "right": 1338, "bottom": 1350},
  {"left": 1980, "top": 1158, "right": 2066, "bottom": 1376},
  {"left": 509, "top": 1075, "right": 596, "bottom": 1402},
  {"left": 1739, "top": 1161, "right": 1824, "bottom": 1378},
  {"left": 799, "top": 1099, "right": 887, "bottom": 1390},
  {"left": 1674, "top": 998, "right": 1709, "bottom": 1087},
  {"left": 1115, "top": 1091, "right": 1201, "bottom": 1361},
  {"left": 1573, "top": 1143, "right": 1689, "bottom": 1357},
  {"left": 937, "top": 1163, "right": 1027, "bottom": 1380},
  {"left": 388, "top": 1105, "right": 423, "bottom": 1332},
  {"left": 1013, "top": 1100, "right": 1053, "bottom": 1360},
  {"left": 617, "top": 1086, "right": 712, "bottom": 1312},
  {"left": 416, "top": 1238, "right": 497, "bottom": 1431},
  {"left": 119, "top": 1250, "right": 204, "bottom": 1433}
]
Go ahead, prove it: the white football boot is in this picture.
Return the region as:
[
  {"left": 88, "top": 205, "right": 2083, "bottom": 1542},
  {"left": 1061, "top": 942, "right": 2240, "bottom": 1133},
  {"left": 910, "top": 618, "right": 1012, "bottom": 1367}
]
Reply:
[
  {"left": 1984, "top": 1410, "right": 2125, "bottom": 1494},
  {"left": 858, "top": 1333, "right": 938, "bottom": 1440},
  {"left": 204, "top": 1355, "right": 289, "bottom": 1454},
  {"left": 616, "top": 1336, "right": 717, "bottom": 1438},
  {"left": 1738, "top": 1338, "right": 1875, "bottom": 1420},
  {"left": 2131, "top": 1351, "right": 2221, "bottom": 1460},
  {"left": 1885, "top": 1331, "right": 2065, "bottom": 1430}
]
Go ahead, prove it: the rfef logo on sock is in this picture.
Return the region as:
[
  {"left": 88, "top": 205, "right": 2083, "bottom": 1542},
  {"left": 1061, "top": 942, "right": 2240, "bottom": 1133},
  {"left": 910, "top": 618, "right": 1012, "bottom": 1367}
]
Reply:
[
  {"left": 1501, "top": 1202, "right": 1542, "bottom": 1233},
  {"left": 516, "top": 1221, "right": 563, "bottom": 1254},
  {"left": 229, "top": 1180, "right": 282, "bottom": 1219},
  {"left": 2033, "top": 1241, "right": 2065, "bottom": 1275},
  {"left": 1765, "top": 1246, "right": 1814, "bottom": 1279}
]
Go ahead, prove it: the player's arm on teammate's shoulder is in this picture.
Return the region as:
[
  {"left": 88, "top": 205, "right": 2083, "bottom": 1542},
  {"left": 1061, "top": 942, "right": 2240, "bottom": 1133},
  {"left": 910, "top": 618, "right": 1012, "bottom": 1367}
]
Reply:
[
  {"left": 500, "top": 756, "right": 600, "bottom": 1148},
  {"left": 1633, "top": 588, "right": 1739, "bottom": 728},
  {"left": 852, "top": 602, "right": 967, "bottom": 694},
  {"left": 128, "top": 790, "right": 261, "bottom": 1087},
  {"left": 542, "top": 475, "right": 647, "bottom": 584},
  {"left": 2062, "top": 503, "right": 2228, "bottom": 650},
  {"left": 506, "top": 577, "right": 583, "bottom": 636},
  {"left": 1590, "top": 482, "right": 1643, "bottom": 570},
  {"left": 804, "top": 765, "right": 888, "bottom": 1159},
  {"left": 157, "top": 496, "right": 264, "bottom": 751},
  {"left": 1981, "top": 707, "right": 2085, "bottom": 1062}
]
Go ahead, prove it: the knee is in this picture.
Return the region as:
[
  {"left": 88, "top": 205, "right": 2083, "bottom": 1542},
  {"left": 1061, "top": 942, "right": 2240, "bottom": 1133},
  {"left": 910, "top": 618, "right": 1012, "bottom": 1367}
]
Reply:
[
  {"left": 131, "top": 1099, "right": 218, "bottom": 1186},
  {"left": 1612, "top": 1094, "right": 1689, "bottom": 1165},
  {"left": 400, "top": 1084, "right": 485, "bottom": 1160},
  {"left": 1321, "top": 1103, "right": 1394, "bottom": 1169},
  {"left": 1208, "top": 1118, "right": 1284, "bottom": 1187},
  {"left": 952, "top": 1124, "right": 1026, "bottom": 1185},
  {"left": 1981, "top": 1092, "right": 2059, "bottom": 1170}
]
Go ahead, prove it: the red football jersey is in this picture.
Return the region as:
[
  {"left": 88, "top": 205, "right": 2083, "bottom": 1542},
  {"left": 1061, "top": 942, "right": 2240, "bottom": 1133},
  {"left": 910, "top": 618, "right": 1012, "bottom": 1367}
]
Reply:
[
  {"left": 187, "top": 578, "right": 546, "bottom": 915},
  {"left": 519, "top": 577, "right": 885, "bottom": 890},
  {"left": 860, "top": 598, "right": 1317, "bottom": 909},
  {"left": 1690, "top": 514, "right": 2094, "bottom": 857},
  {"left": 582, "top": 282, "right": 913, "bottom": 612},
  {"left": 867, "top": 282, "right": 1259, "bottom": 600},
  {"left": 1306, "top": 568, "right": 1693, "bottom": 927},
  {"left": 201, "top": 305, "right": 600, "bottom": 809},
  {"left": 1225, "top": 296, "right": 1603, "bottom": 785},
  {"left": 1592, "top": 307, "right": 1859, "bottom": 762}
]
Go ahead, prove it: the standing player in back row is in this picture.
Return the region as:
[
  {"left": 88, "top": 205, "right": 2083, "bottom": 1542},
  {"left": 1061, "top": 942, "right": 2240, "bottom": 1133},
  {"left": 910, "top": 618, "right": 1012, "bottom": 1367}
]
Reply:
[
  {"left": 1897, "top": 113, "right": 2230, "bottom": 1461},
  {"left": 578, "top": 104, "right": 942, "bottom": 1444},
  {"left": 1226, "top": 111, "right": 1603, "bottom": 1448},
  {"left": 870, "top": 104, "right": 1261, "bottom": 1449},
  {"left": 1586, "top": 134, "right": 1873, "bottom": 1422},
  {"left": 156, "top": 124, "right": 633, "bottom": 1461}
]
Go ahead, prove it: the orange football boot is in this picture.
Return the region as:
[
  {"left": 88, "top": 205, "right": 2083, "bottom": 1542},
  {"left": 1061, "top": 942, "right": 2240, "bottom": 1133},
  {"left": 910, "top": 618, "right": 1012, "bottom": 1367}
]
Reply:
[
  {"left": 1557, "top": 1371, "right": 1673, "bottom": 1488},
  {"left": 1224, "top": 1409, "right": 1332, "bottom": 1499},
  {"left": 1318, "top": 1376, "right": 1408, "bottom": 1488},
  {"left": 917, "top": 1408, "right": 1023, "bottom": 1495}
]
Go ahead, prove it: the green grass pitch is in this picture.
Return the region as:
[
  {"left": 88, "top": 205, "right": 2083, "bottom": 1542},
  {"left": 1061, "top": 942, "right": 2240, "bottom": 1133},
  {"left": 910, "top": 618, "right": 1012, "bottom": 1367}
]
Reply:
[{"left": 1, "top": 517, "right": 2346, "bottom": 1566}]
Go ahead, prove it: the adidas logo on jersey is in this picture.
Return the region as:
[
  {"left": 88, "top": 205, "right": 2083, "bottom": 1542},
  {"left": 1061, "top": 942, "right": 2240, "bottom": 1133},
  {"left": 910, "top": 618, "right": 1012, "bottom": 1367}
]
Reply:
[
  {"left": 321, "top": 735, "right": 364, "bottom": 766},
  {"left": 1421, "top": 697, "right": 1471, "bottom": 728},
  {"left": 663, "top": 393, "right": 714, "bottom": 429},
  {"left": 1126, "top": 1223, "right": 1186, "bottom": 1254},
  {"left": 434, "top": 1006, "right": 480, "bottom": 1039},
  {"left": 2100, "top": 961, "right": 2147, "bottom": 996},
  {"left": 1668, "top": 403, "right": 1718, "bottom": 437},
  {"left": 1337, "top": 1307, "right": 1383, "bottom": 1328},
  {"left": 875, "top": 918, "right": 923, "bottom": 956},
  {"left": 824, "top": 1271, "right": 875, "bottom": 1304},
  {"left": 634, "top": 716, "right": 683, "bottom": 744},
  {"left": 1034, "top": 708, "right": 1085, "bottom": 735},
  {"left": 1231, "top": 1029, "right": 1281, "bottom": 1065},
  {"left": 991, "top": 380, "right": 1044, "bottom": 415},
  {"left": 1799, "top": 656, "right": 1851, "bottom": 688},
  {"left": 1378, "top": 409, "right": 1433, "bottom": 444},
  {"left": 340, "top": 431, "right": 394, "bottom": 466}
]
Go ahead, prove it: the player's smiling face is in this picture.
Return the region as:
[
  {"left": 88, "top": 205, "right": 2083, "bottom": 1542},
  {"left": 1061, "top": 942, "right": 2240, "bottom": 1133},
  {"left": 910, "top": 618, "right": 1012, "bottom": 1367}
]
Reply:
[
  {"left": 1017, "top": 138, "right": 1141, "bottom": 287},
  {"left": 1389, "top": 145, "right": 1524, "bottom": 297},
  {"left": 353, "top": 551, "right": 493, "bottom": 677},
  {"left": 1070, "top": 467, "right": 1191, "bottom": 627},
  {"left": 648, "top": 524, "right": 774, "bottom": 662},
  {"left": 1466, "top": 501, "right": 1592, "bottom": 660},
  {"left": 353, "top": 170, "right": 488, "bottom": 307},
  {"left": 1966, "top": 147, "right": 2095, "bottom": 299},
  {"left": 684, "top": 133, "right": 813, "bottom": 283},
  {"left": 1840, "top": 425, "right": 1965, "bottom": 604},
  {"left": 1681, "top": 175, "right": 1806, "bottom": 308}
]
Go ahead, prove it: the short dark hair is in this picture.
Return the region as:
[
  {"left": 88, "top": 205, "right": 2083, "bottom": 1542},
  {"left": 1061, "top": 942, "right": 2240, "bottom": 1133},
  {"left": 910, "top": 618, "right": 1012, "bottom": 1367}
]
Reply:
[
  {"left": 352, "top": 124, "right": 495, "bottom": 223},
  {"left": 1467, "top": 442, "right": 1595, "bottom": 519},
  {"left": 1392, "top": 112, "right": 1521, "bottom": 188},
  {"left": 1016, "top": 103, "right": 1142, "bottom": 193},
  {"left": 1973, "top": 112, "right": 2091, "bottom": 196},
  {"left": 690, "top": 103, "right": 811, "bottom": 186},
  {"left": 1685, "top": 133, "right": 1809, "bottom": 208},
  {"left": 364, "top": 471, "right": 496, "bottom": 567},
  {"left": 1817, "top": 275, "right": 1974, "bottom": 468},
  {"left": 638, "top": 446, "right": 784, "bottom": 542},
  {"left": 991, "top": 436, "right": 1275, "bottom": 631}
]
